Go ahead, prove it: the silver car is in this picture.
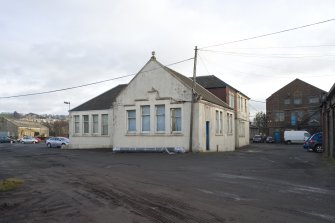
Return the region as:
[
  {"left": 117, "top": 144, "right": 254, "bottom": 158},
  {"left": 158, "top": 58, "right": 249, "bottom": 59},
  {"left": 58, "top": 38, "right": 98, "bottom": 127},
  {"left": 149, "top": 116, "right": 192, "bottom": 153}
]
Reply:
[
  {"left": 46, "top": 137, "right": 69, "bottom": 148},
  {"left": 20, "top": 136, "right": 37, "bottom": 144}
]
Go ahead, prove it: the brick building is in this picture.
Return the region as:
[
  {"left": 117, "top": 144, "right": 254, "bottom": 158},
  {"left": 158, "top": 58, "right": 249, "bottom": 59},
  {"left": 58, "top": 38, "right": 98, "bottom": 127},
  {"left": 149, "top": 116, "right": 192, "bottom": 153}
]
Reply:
[
  {"left": 321, "top": 83, "right": 335, "bottom": 158},
  {"left": 266, "top": 79, "right": 326, "bottom": 142},
  {"left": 195, "top": 75, "right": 250, "bottom": 148}
]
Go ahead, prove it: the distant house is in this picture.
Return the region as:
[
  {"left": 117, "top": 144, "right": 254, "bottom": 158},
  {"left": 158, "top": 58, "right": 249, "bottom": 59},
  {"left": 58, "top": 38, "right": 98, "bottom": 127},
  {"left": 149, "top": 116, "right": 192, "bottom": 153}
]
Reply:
[
  {"left": 249, "top": 123, "right": 259, "bottom": 140},
  {"left": 266, "top": 79, "right": 326, "bottom": 142},
  {"left": 195, "top": 75, "right": 250, "bottom": 148},
  {"left": 321, "top": 82, "right": 335, "bottom": 158},
  {"left": 0, "top": 117, "right": 49, "bottom": 138},
  {"left": 69, "top": 53, "right": 235, "bottom": 152}
]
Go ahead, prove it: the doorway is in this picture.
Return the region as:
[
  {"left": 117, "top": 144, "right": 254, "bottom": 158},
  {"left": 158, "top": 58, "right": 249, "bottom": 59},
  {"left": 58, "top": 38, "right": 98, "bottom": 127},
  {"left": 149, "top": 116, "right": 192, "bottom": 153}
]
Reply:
[{"left": 206, "top": 121, "right": 210, "bottom": 151}]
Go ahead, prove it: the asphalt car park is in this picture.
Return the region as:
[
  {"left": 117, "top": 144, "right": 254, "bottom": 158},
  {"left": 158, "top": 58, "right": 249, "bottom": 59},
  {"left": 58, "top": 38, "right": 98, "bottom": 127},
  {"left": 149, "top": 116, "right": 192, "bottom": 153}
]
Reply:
[{"left": 1, "top": 143, "right": 334, "bottom": 223}]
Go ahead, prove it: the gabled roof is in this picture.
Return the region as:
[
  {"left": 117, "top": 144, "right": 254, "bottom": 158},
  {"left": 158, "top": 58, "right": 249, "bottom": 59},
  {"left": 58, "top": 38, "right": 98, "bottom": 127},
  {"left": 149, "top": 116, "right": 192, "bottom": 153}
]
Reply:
[
  {"left": 267, "top": 78, "right": 327, "bottom": 100},
  {"left": 163, "top": 67, "right": 231, "bottom": 108},
  {"left": 71, "top": 84, "right": 127, "bottom": 111},
  {"left": 194, "top": 75, "right": 250, "bottom": 99}
]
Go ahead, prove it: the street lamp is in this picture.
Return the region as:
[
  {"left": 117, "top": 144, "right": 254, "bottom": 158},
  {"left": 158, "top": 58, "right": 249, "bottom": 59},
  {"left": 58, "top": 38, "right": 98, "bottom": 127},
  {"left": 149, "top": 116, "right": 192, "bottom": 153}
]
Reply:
[{"left": 64, "top": 101, "right": 70, "bottom": 112}]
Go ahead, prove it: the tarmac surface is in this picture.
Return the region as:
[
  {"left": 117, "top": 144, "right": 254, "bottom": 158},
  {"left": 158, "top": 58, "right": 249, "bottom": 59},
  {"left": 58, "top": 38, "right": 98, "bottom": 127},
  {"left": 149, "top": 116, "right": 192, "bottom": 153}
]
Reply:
[{"left": 0, "top": 142, "right": 335, "bottom": 223}]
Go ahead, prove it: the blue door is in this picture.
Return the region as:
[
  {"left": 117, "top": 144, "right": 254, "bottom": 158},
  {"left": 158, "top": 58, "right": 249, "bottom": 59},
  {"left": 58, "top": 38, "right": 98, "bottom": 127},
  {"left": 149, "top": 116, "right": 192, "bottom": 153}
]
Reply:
[
  {"left": 206, "top": 122, "right": 210, "bottom": 151},
  {"left": 274, "top": 131, "right": 280, "bottom": 143}
]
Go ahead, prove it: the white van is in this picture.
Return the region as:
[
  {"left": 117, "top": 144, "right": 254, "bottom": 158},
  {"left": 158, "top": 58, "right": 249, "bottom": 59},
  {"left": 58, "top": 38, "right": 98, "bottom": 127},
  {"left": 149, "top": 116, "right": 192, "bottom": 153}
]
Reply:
[{"left": 284, "top": 130, "right": 310, "bottom": 144}]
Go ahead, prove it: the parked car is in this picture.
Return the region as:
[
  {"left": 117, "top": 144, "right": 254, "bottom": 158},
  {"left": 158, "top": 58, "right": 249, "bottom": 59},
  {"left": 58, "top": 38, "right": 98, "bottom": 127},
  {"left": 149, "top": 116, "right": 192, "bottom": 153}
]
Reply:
[
  {"left": 46, "top": 137, "right": 69, "bottom": 148},
  {"left": 0, "top": 136, "right": 11, "bottom": 143},
  {"left": 20, "top": 136, "right": 37, "bottom": 144},
  {"left": 266, "top": 136, "right": 274, "bottom": 143},
  {"left": 34, "top": 137, "right": 42, "bottom": 143},
  {"left": 308, "top": 132, "right": 323, "bottom": 152},
  {"left": 303, "top": 135, "right": 312, "bottom": 150},
  {"left": 253, "top": 135, "right": 262, "bottom": 143}
]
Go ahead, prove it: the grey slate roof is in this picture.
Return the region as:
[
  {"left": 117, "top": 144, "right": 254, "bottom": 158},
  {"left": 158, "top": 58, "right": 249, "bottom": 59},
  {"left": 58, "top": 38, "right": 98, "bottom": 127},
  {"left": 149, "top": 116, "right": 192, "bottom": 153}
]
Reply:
[
  {"left": 194, "top": 75, "right": 250, "bottom": 99},
  {"left": 163, "top": 67, "right": 231, "bottom": 109},
  {"left": 71, "top": 84, "right": 127, "bottom": 111}
]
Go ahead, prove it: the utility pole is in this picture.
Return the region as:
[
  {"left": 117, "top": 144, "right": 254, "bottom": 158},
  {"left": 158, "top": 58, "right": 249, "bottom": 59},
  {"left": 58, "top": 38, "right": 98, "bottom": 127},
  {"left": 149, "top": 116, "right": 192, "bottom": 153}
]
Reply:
[{"left": 189, "top": 46, "right": 198, "bottom": 152}]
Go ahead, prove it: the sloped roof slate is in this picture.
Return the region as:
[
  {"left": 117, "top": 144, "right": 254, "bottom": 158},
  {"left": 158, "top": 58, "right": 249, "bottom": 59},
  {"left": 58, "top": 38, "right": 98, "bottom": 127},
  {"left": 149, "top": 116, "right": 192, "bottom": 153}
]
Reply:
[
  {"left": 71, "top": 84, "right": 127, "bottom": 111},
  {"left": 194, "top": 75, "right": 250, "bottom": 99},
  {"left": 164, "top": 67, "right": 231, "bottom": 108}
]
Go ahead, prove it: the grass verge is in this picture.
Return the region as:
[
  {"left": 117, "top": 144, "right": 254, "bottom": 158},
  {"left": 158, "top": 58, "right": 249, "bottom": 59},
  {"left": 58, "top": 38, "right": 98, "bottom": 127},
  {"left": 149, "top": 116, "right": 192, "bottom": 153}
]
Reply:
[{"left": 0, "top": 178, "right": 24, "bottom": 192}]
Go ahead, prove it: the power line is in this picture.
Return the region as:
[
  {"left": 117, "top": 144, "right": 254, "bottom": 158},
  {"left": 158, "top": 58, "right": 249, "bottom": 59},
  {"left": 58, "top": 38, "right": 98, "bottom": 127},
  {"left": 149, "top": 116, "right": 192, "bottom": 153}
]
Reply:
[
  {"left": 250, "top": 99, "right": 266, "bottom": 103},
  {"left": 199, "top": 19, "right": 335, "bottom": 49},
  {"left": 200, "top": 50, "right": 335, "bottom": 59},
  {"left": 198, "top": 52, "right": 211, "bottom": 76},
  {"left": 0, "top": 57, "right": 194, "bottom": 99},
  {"left": 201, "top": 44, "right": 335, "bottom": 50}
]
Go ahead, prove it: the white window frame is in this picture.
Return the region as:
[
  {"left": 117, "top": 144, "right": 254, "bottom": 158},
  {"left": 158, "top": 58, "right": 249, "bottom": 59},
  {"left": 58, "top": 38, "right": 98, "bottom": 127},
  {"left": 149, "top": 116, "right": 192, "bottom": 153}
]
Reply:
[
  {"left": 141, "top": 105, "right": 150, "bottom": 132},
  {"left": 101, "top": 114, "right": 108, "bottom": 135},
  {"left": 83, "top": 115, "right": 89, "bottom": 134},
  {"left": 171, "top": 108, "right": 182, "bottom": 133},
  {"left": 155, "top": 105, "right": 165, "bottom": 132},
  {"left": 215, "top": 110, "right": 223, "bottom": 135},
  {"left": 227, "top": 113, "right": 233, "bottom": 135},
  {"left": 74, "top": 115, "right": 80, "bottom": 134},
  {"left": 92, "top": 114, "right": 99, "bottom": 134},
  {"left": 229, "top": 93, "right": 234, "bottom": 108},
  {"left": 127, "top": 110, "right": 136, "bottom": 132}
]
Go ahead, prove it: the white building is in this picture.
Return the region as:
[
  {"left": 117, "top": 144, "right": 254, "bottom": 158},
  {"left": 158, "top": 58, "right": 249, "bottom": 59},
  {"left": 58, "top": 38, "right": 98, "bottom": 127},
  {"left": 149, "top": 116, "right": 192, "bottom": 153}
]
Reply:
[
  {"left": 195, "top": 75, "right": 250, "bottom": 148},
  {"left": 69, "top": 53, "right": 235, "bottom": 152}
]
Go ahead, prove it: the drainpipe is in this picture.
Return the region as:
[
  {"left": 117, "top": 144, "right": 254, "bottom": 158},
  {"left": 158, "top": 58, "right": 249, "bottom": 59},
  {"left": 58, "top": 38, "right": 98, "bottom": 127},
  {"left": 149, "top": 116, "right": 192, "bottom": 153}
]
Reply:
[{"left": 189, "top": 46, "right": 198, "bottom": 153}]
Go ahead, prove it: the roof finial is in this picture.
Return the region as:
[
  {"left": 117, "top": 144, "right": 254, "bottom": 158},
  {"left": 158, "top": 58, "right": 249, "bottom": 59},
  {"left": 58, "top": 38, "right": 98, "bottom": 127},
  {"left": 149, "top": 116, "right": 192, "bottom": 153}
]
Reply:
[{"left": 151, "top": 51, "right": 156, "bottom": 60}]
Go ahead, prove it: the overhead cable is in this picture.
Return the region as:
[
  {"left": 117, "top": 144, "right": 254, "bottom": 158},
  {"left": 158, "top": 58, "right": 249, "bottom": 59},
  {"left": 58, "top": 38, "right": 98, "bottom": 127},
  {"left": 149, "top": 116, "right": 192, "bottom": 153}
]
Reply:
[
  {"left": 0, "top": 57, "right": 194, "bottom": 99},
  {"left": 199, "top": 19, "right": 335, "bottom": 49}
]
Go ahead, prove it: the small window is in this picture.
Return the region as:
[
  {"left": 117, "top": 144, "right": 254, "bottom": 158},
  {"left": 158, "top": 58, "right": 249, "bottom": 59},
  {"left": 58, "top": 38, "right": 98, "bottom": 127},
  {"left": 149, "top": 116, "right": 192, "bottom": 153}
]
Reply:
[
  {"left": 74, "top": 115, "right": 80, "bottom": 134},
  {"left": 227, "top": 113, "right": 233, "bottom": 134},
  {"left": 309, "top": 97, "right": 319, "bottom": 104},
  {"left": 229, "top": 93, "right": 234, "bottom": 108},
  {"left": 284, "top": 99, "right": 290, "bottom": 105},
  {"left": 293, "top": 98, "right": 302, "bottom": 105},
  {"left": 92, "top": 115, "right": 99, "bottom": 134},
  {"left": 215, "top": 111, "right": 223, "bottom": 134},
  {"left": 127, "top": 110, "right": 136, "bottom": 132},
  {"left": 141, "top": 106, "right": 150, "bottom": 132},
  {"left": 156, "top": 105, "right": 165, "bottom": 132},
  {"left": 171, "top": 108, "right": 182, "bottom": 132},
  {"left": 83, "top": 115, "right": 89, "bottom": 134},
  {"left": 101, "top": 114, "right": 108, "bottom": 135},
  {"left": 274, "top": 112, "right": 284, "bottom": 122}
]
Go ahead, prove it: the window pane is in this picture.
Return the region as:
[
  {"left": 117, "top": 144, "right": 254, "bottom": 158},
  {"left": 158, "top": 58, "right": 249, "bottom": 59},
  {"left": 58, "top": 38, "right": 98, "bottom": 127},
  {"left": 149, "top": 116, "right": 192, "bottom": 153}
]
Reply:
[
  {"left": 215, "top": 111, "right": 219, "bottom": 134},
  {"left": 156, "top": 105, "right": 165, "bottom": 132},
  {"left": 83, "top": 115, "right": 89, "bottom": 133},
  {"left": 293, "top": 98, "right": 302, "bottom": 104},
  {"left": 220, "top": 111, "right": 223, "bottom": 134},
  {"left": 93, "top": 115, "right": 98, "bottom": 133},
  {"left": 74, "top": 115, "right": 80, "bottom": 133},
  {"left": 127, "top": 110, "right": 136, "bottom": 132},
  {"left": 309, "top": 97, "right": 319, "bottom": 104},
  {"left": 171, "top": 108, "right": 181, "bottom": 132},
  {"left": 141, "top": 106, "right": 150, "bottom": 131},
  {"left": 102, "top": 114, "right": 108, "bottom": 135}
]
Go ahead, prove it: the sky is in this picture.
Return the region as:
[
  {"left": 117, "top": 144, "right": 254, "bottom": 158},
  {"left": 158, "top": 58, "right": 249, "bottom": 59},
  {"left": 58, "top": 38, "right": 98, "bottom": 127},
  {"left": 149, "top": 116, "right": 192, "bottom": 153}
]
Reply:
[{"left": 0, "top": 0, "right": 334, "bottom": 119}]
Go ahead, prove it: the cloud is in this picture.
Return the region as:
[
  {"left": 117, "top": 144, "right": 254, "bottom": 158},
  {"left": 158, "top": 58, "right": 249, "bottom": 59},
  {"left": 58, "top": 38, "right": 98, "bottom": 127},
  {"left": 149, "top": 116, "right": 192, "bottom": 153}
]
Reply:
[{"left": 0, "top": 0, "right": 334, "bottom": 115}]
